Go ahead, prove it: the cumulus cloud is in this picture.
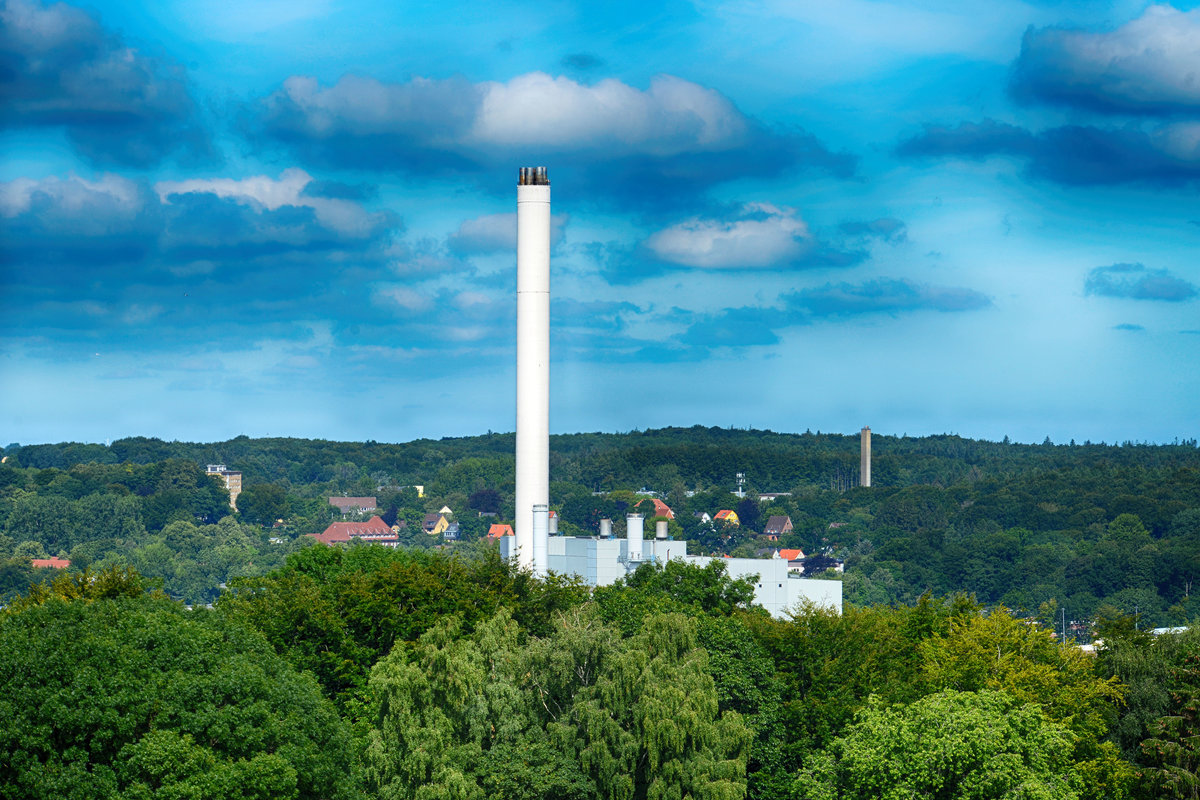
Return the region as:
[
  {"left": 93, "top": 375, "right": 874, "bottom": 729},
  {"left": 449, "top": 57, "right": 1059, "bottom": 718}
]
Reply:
[
  {"left": 259, "top": 72, "right": 744, "bottom": 155},
  {"left": 904, "top": 7, "right": 1200, "bottom": 187},
  {"left": 644, "top": 203, "right": 810, "bottom": 268},
  {"left": 1013, "top": 6, "right": 1200, "bottom": 115},
  {"left": 257, "top": 73, "right": 480, "bottom": 144},
  {"left": 0, "top": 0, "right": 206, "bottom": 165},
  {"left": 640, "top": 203, "right": 865, "bottom": 270},
  {"left": 251, "top": 72, "right": 853, "bottom": 208},
  {"left": 1085, "top": 263, "right": 1197, "bottom": 301},
  {"left": 784, "top": 278, "right": 992, "bottom": 317},
  {"left": 0, "top": 170, "right": 402, "bottom": 347},
  {"left": 470, "top": 73, "right": 748, "bottom": 154},
  {"left": 0, "top": 173, "right": 156, "bottom": 264},
  {"left": 447, "top": 212, "right": 568, "bottom": 255},
  {"left": 155, "top": 168, "right": 390, "bottom": 237},
  {"left": 898, "top": 119, "right": 1200, "bottom": 186},
  {"left": 0, "top": 172, "right": 145, "bottom": 222},
  {"left": 655, "top": 277, "right": 992, "bottom": 355}
]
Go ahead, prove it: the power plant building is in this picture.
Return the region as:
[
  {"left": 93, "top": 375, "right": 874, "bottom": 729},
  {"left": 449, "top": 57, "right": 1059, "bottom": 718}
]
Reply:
[
  {"left": 500, "top": 531, "right": 842, "bottom": 618},
  {"left": 507, "top": 166, "right": 841, "bottom": 617}
]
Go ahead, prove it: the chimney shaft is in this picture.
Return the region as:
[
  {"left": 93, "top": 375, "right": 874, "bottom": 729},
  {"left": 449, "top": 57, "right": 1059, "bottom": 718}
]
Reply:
[
  {"left": 516, "top": 167, "right": 551, "bottom": 575},
  {"left": 532, "top": 504, "right": 549, "bottom": 576},
  {"left": 860, "top": 426, "right": 872, "bottom": 488}
]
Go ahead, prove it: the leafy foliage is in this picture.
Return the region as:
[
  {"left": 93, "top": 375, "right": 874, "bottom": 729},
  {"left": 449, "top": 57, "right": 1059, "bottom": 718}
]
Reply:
[
  {"left": 796, "top": 690, "right": 1081, "bottom": 800},
  {"left": 363, "top": 607, "right": 752, "bottom": 800},
  {"left": 0, "top": 591, "right": 358, "bottom": 800},
  {"left": 220, "top": 545, "right": 588, "bottom": 704}
]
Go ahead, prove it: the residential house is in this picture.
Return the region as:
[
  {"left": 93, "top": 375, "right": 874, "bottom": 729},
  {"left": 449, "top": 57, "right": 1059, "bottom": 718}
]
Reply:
[
  {"left": 423, "top": 513, "right": 449, "bottom": 536},
  {"left": 758, "top": 492, "right": 791, "bottom": 502},
  {"left": 487, "top": 523, "right": 514, "bottom": 541},
  {"left": 329, "top": 496, "right": 378, "bottom": 516},
  {"left": 763, "top": 515, "right": 793, "bottom": 540},
  {"left": 694, "top": 512, "right": 712, "bottom": 523},
  {"left": 31, "top": 557, "right": 70, "bottom": 569},
  {"left": 307, "top": 516, "right": 398, "bottom": 547},
  {"left": 775, "top": 548, "right": 806, "bottom": 573},
  {"left": 637, "top": 498, "right": 675, "bottom": 519},
  {"left": 714, "top": 509, "right": 740, "bottom": 526},
  {"left": 444, "top": 521, "right": 461, "bottom": 541}
]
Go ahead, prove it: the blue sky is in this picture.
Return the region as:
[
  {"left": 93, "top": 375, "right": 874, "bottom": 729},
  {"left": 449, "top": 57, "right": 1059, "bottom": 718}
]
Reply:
[{"left": 2, "top": 0, "right": 1198, "bottom": 446}]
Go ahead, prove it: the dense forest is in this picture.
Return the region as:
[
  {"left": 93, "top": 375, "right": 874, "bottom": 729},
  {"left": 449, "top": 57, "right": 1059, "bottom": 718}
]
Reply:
[
  {"left": 3, "top": 428, "right": 1199, "bottom": 798},
  {"left": 2, "top": 428, "right": 1198, "bottom": 628},
  {"left": 3, "top": 552, "right": 1199, "bottom": 800}
]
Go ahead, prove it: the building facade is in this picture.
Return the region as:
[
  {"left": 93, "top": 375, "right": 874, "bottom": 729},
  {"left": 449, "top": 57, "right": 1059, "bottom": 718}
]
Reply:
[
  {"left": 206, "top": 465, "right": 242, "bottom": 510},
  {"left": 500, "top": 535, "right": 841, "bottom": 618}
]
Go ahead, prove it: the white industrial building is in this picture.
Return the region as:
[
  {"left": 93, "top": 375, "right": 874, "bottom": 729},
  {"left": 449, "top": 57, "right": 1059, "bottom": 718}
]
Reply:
[{"left": 500, "top": 515, "right": 842, "bottom": 618}]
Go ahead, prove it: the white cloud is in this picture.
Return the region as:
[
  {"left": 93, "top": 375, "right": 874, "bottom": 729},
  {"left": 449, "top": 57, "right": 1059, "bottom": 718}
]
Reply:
[
  {"left": 470, "top": 73, "right": 749, "bottom": 154},
  {"left": 261, "top": 72, "right": 754, "bottom": 155},
  {"left": 155, "top": 168, "right": 383, "bottom": 236},
  {"left": 263, "top": 74, "right": 480, "bottom": 139},
  {"left": 1018, "top": 5, "right": 1200, "bottom": 112},
  {"left": 643, "top": 203, "right": 812, "bottom": 268},
  {"left": 0, "top": 173, "right": 142, "bottom": 218}
]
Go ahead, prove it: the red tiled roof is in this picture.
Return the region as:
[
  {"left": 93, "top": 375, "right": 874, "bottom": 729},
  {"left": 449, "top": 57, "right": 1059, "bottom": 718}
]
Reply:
[
  {"left": 715, "top": 509, "right": 736, "bottom": 520},
  {"left": 778, "top": 548, "right": 805, "bottom": 561},
  {"left": 308, "top": 515, "right": 393, "bottom": 545},
  {"left": 31, "top": 557, "right": 70, "bottom": 569},
  {"left": 636, "top": 498, "right": 675, "bottom": 519},
  {"left": 487, "top": 523, "right": 514, "bottom": 540}
]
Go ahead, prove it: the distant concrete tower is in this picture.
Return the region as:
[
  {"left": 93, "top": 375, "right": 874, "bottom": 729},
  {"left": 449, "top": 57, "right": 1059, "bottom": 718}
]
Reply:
[{"left": 860, "top": 426, "right": 872, "bottom": 488}]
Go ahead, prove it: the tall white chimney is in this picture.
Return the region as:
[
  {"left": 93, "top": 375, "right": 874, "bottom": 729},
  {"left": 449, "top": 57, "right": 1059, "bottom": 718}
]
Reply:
[
  {"left": 516, "top": 166, "right": 551, "bottom": 575},
  {"left": 860, "top": 426, "right": 872, "bottom": 488}
]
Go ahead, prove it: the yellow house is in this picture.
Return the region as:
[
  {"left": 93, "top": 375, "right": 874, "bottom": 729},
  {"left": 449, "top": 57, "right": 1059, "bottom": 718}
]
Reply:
[
  {"left": 714, "top": 509, "right": 740, "bottom": 526},
  {"left": 423, "top": 513, "right": 450, "bottom": 536}
]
